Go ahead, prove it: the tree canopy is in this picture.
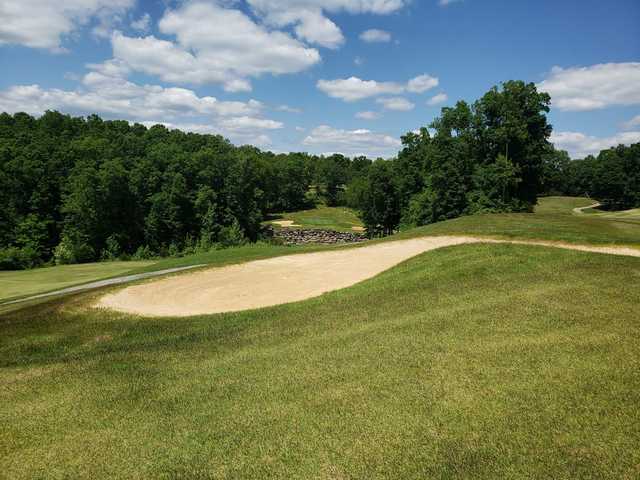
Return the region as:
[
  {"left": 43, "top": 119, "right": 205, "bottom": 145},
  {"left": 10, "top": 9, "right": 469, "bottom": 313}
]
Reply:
[{"left": 2, "top": 80, "right": 638, "bottom": 270}]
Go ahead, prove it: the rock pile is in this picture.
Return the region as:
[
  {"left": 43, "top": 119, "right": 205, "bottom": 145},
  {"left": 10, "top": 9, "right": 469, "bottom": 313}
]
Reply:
[{"left": 271, "top": 228, "right": 368, "bottom": 245}]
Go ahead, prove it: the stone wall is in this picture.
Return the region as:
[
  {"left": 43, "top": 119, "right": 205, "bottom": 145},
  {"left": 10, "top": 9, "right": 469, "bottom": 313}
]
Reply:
[{"left": 268, "top": 228, "right": 367, "bottom": 245}]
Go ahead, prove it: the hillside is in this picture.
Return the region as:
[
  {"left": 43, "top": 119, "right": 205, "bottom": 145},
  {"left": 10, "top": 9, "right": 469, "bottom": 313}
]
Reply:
[{"left": 1, "top": 197, "right": 639, "bottom": 479}]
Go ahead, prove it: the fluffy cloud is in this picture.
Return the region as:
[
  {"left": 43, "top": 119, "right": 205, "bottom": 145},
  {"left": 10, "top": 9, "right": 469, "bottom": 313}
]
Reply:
[
  {"left": 621, "top": 115, "right": 640, "bottom": 130},
  {"left": 406, "top": 74, "right": 439, "bottom": 93},
  {"left": 246, "top": 0, "right": 407, "bottom": 48},
  {"left": 317, "top": 74, "right": 439, "bottom": 101},
  {"left": 277, "top": 105, "right": 303, "bottom": 113},
  {"left": 130, "top": 13, "right": 151, "bottom": 33},
  {"left": 355, "top": 111, "right": 381, "bottom": 120},
  {"left": 0, "top": 0, "right": 134, "bottom": 51},
  {"left": 111, "top": 2, "right": 321, "bottom": 92},
  {"left": 551, "top": 130, "right": 640, "bottom": 158},
  {"left": 537, "top": 63, "right": 640, "bottom": 111},
  {"left": 376, "top": 97, "right": 414, "bottom": 111},
  {"left": 359, "top": 29, "right": 391, "bottom": 43},
  {"left": 0, "top": 80, "right": 262, "bottom": 120},
  {"left": 427, "top": 93, "right": 448, "bottom": 106},
  {"left": 0, "top": 64, "right": 287, "bottom": 147},
  {"left": 303, "top": 125, "right": 400, "bottom": 157},
  {"left": 317, "top": 77, "right": 403, "bottom": 101}
]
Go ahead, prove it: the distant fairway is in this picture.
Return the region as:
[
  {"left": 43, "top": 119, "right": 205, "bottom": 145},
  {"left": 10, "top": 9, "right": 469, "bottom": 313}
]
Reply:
[
  {"left": 0, "top": 261, "right": 155, "bottom": 303},
  {"left": 3, "top": 197, "right": 637, "bottom": 306},
  {"left": 1, "top": 197, "right": 639, "bottom": 479},
  {"left": 266, "top": 205, "right": 364, "bottom": 232}
]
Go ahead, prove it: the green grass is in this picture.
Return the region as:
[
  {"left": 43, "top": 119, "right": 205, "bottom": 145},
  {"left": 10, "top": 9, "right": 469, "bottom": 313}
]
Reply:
[
  {"left": 582, "top": 206, "right": 640, "bottom": 222},
  {"left": 0, "top": 261, "right": 155, "bottom": 302},
  {"left": 1, "top": 196, "right": 640, "bottom": 478},
  {"left": 266, "top": 205, "right": 364, "bottom": 232},
  {"left": 534, "top": 195, "right": 595, "bottom": 214},
  {"left": 0, "top": 244, "right": 335, "bottom": 305},
  {"left": 2, "top": 197, "right": 638, "bottom": 306},
  {"left": 1, "top": 243, "right": 639, "bottom": 479},
  {"left": 397, "top": 196, "right": 640, "bottom": 246}
]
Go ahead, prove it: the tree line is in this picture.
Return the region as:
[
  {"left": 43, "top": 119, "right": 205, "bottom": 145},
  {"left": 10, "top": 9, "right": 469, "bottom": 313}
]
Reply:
[
  {"left": 0, "top": 111, "right": 369, "bottom": 269},
  {"left": 1, "top": 80, "right": 638, "bottom": 270},
  {"left": 540, "top": 144, "right": 640, "bottom": 209}
]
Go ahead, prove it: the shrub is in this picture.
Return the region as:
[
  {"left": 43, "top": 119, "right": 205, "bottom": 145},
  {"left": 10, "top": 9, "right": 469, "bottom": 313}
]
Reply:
[
  {"left": 168, "top": 242, "right": 182, "bottom": 257},
  {"left": 0, "top": 246, "right": 41, "bottom": 270},
  {"left": 218, "top": 220, "right": 246, "bottom": 248},
  {"left": 101, "top": 235, "right": 122, "bottom": 261},
  {"left": 132, "top": 245, "right": 154, "bottom": 260},
  {"left": 53, "top": 234, "right": 95, "bottom": 265}
]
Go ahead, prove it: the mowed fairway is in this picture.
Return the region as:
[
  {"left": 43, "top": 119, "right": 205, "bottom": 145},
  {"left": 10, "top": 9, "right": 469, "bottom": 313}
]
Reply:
[
  {"left": 0, "top": 261, "right": 155, "bottom": 303},
  {"left": 267, "top": 205, "right": 364, "bottom": 231},
  {"left": 1, "top": 197, "right": 640, "bottom": 479}
]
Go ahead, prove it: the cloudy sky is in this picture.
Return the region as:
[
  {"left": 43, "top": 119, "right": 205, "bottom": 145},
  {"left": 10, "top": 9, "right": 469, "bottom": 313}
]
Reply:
[{"left": 1, "top": 0, "right": 639, "bottom": 158}]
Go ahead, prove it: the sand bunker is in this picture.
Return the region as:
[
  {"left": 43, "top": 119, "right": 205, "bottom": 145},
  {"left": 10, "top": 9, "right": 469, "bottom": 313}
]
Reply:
[
  {"left": 97, "top": 236, "right": 640, "bottom": 317},
  {"left": 270, "top": 220, "right": 301, "bottom": 228}
]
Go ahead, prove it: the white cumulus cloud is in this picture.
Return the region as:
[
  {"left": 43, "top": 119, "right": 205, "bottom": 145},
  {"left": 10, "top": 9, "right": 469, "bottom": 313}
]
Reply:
[
  {"left": 551, "top": 130, "right": 640, "bottom": 158},
  {"left": 246, "top": 0, "right": 407, "bottom": 48},
  {"left": 0, "top": 0, "right": 134, "bottom": 51},
  {"left": 130, "top": 13, "right": 151, "bottom": 33},
  {"left": 538, "top": 63, "right": 640, "bottom": 111},
  {"left": 303, "top": 124, "right": 401, "bottom": 157},
  {"left": 427, "top": 93, "right": 448, "bottom": 106},
  {"left": 621, "top": 114, "right": 640, "bottom": 130},
  {"left": 355, "top": 111, "right": 382, "bottom": 120},
  {"left": 317, "top": 74, "right": 439, "bottom": 102},
  {"left": 0, "top": 63, "right": 287, "bottom": 148},
  {"left": 110, "top": 1, "right": 321, "bottom": 92},
  {"left": 376, "top": 97, "right": 414, "bottom": 111},
  {"left": 407, "top": 74, "right": 439, "bottom": 93},
  {"left": 359, "top": 29, "right": 391, "bottom": 43}
]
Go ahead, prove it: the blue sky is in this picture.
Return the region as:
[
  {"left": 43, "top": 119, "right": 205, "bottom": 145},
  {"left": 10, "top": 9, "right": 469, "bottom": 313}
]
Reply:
[{"left": 1, "top": 0, "right": 639, "bottom": 158}]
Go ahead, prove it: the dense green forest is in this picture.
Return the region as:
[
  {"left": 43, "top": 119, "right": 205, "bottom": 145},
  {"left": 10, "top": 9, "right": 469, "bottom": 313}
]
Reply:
[
  {"left": 540, "top": 144, "right": 640, "bottom": 209},
  {"left": 1, "top": 80, "right": 638, "bottom": 270}
]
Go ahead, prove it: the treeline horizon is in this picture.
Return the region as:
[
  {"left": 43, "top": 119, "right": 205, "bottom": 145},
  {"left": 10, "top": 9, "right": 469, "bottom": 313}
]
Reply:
[{"left": 1, "top": 80, "right": 638, "bottom": 270}]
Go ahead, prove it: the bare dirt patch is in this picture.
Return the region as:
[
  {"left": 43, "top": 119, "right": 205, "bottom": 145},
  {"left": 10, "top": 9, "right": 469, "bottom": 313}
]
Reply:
[{"left": 96, "top": 236, "right": 640, "bottom": 317}]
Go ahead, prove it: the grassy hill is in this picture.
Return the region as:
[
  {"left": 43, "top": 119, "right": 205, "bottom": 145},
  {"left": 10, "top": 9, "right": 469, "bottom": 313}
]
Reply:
[
  {"left": 3, "top": 197, "right": 638, "bottom": 305},
  {"left": 265, "top": 205, "right": 364, "bottom": 232},
  {"left": 1, "top": 197, "right": 639, "bottom": 479}
]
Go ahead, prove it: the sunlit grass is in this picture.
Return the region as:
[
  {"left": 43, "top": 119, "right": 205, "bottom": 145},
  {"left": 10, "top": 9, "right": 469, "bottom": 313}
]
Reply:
[
  {"left": 3, "top": 197, "right": 638, "bottom": 305},
  {"left": 266, "top": 205, "right": 364, "bottom": 232},
  {"left": 0, "top": 261, "right": 155, "bottom": 302},
  {"left": 1, "top": 244, "right": 639, "bottom": 478}
]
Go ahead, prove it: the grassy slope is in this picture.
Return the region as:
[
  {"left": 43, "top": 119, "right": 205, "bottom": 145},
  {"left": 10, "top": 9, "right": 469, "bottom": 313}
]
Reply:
[
  {"left": 266, "top": 205, "right": 364, "bottom": 232},
  {"left": 398, "top": 196, "right": 640, "bottom": 246},
  {"left": 2, "top": 196, "right": 640, "bottom": 478},
  {"left": 3, "top": 197, "right": 638, "bottom": 305},
  {"left": 0, "top": 261, "right": 154, "bottom": 302},
  {"left": 0, "top": 244, "right": 330, "bottom": 304},
  {"left": 1, "top": 244, "right": 639, "bottom": 479}
]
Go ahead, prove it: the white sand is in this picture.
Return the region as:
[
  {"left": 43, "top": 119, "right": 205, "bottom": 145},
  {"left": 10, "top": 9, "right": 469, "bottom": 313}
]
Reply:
[{"left": 96, "top": 236, "right": 640, "bottom": 317}]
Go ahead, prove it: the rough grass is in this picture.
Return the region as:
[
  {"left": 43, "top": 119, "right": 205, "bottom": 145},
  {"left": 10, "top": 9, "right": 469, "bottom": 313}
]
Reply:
[
  {"left": 266, "top": 205, "right": 364, "bottom": 231},
  {"left": 3, "top": 197, "right": 638, "bottom": 306},
  {"left": 399, "top": 196, "right": 640, "bottom": 246},
  {"left": 2, "top": 197, "right": 638, "bottom": 308},
  {"left": 1, "top": 244, "right": 639, "bottom": 479}
]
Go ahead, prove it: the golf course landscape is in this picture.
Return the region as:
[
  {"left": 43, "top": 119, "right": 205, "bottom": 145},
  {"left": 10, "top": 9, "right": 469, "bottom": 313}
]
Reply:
[
  {"left": 2, "top": 1, "right": 640, "bottom": 477},
  {"left": 2, "top": 196, "right": 639, "bottom": 479}
]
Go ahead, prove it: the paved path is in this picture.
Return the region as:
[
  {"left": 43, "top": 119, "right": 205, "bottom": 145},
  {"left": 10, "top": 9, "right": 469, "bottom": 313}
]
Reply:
[
  {"left": 573, "top": 202, "right": 601, "bottom": 214},
  {"left": 1, "top": 265, "right": 204, "bottom": 307}
]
